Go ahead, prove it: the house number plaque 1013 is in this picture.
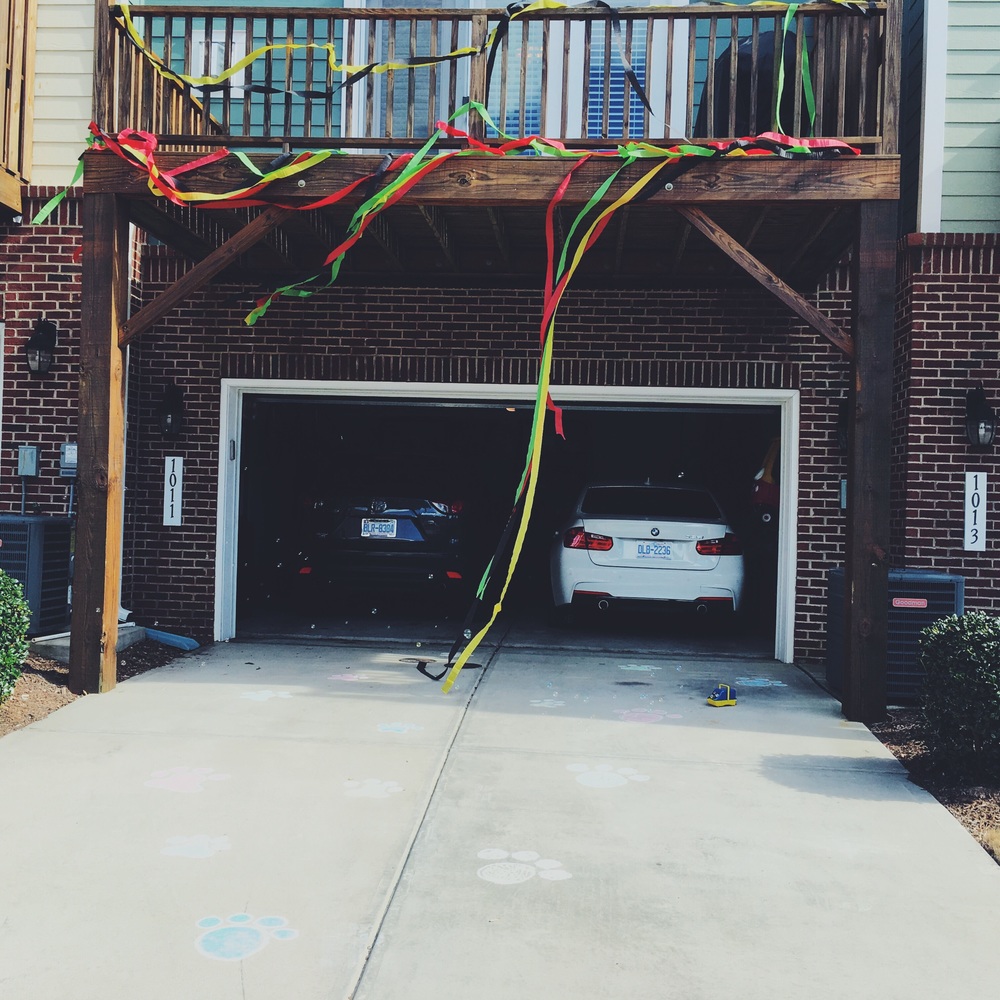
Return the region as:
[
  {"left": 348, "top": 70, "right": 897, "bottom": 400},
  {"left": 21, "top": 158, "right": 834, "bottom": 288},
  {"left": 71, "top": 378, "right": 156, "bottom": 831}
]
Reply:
[
  {"left": 964, "top": 472, "right": 987, "bottom": 552},
  {"left": 164, "top": 456, "right": 183, "bottom": 526}
]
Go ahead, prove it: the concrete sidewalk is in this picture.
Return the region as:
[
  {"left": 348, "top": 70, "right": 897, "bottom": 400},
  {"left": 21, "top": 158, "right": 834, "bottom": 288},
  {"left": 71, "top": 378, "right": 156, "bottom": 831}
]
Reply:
[{"left": 1, "top": 639, "right": 998, "bottom": 999}]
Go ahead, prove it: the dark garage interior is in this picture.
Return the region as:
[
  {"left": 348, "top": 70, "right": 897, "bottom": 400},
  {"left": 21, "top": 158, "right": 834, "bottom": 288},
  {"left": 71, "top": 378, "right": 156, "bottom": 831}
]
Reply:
[{"left": 235, "top": 395, "right": 781, "bottom": 649}]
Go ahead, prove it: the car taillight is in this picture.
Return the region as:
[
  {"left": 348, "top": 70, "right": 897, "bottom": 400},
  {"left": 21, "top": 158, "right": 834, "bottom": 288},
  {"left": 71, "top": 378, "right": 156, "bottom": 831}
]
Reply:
[
  {"left": 430, "top": 500, "right": 464, "bottom": 515},
  {"left": 696, "top": 533, "right": 743, "bottom": 556},
  {"left": 563, "top": 527, "right": 613, "bottom": 551}
]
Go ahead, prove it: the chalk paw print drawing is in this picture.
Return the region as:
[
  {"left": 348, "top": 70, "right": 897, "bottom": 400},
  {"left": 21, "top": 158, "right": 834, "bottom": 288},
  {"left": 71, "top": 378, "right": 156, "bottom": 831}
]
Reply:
[
  {"left": 614, "top": 706, "right": 666, "bottom": 723},
  {"left": 566, "top": 763, "right": 650, "bottom": 788},
  {"left": 194, "top": 914, "right": 297, "bottom": 961},
  {"left": 240, "top": 690, "right": 292, "bottom": 701},
  {"left": 161, "top": 834, "right": 231, "bottom": 859},
  {"left": 343, "top": 778, "right": 403, "bottom": 798},
  {"left": 144, "top": 766, "right": 230, "bottom": 793},
  {"left": 476, "top": 849, "right": 572, "bottom": 884},
  {"left": 613, "top": 705, "right": 683, "bottom": 723}
]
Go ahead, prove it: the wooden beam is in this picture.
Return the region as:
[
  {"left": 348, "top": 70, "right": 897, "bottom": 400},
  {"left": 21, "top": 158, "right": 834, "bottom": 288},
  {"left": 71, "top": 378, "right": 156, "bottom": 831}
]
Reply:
[
  {"left": 70, "top": 193, "right": 128, "bottom": 694},
  {"left": 613, "top": 206, "right": 630, "bottom": 275},
  {"left": 210, "top": 208, "right": 291, "bottom": 271},
  {"left": 485, "top": 208, "right": 511, "bottom": 268},
  {"left": 669, "top": 221, "right": 691, "bottom": 279},
  {"left": 84, "top": 152, "right": 901, "bottom": 208},
  {"left": 121, "top": 206, "right": 292, "bottom": 346},
  {"left": 277, "top": 210, "right": 341, "bottom": 270},
  {"left": 742, "top": 206, "right": 769, "bottom": 250},
  {"left": 676, "top": 206, "right": 854, "bottom": 358},
  {"left": 417, "top": 205, "right": 456, "bottom": 269},
  {"left": 0, "top": 172, "right": 22, "bottom": 216},
  {"left": 365, "top": 212, "right": 404, "bottom": 271},
  {"left": 784, "top": 206, "right": 841, "bottom": 275},
  {"left": 842, "top": 200, "right": 896, "bottom": 724},
  {"left": 128, "top": 200, "right": 215, "bottom": 263}
]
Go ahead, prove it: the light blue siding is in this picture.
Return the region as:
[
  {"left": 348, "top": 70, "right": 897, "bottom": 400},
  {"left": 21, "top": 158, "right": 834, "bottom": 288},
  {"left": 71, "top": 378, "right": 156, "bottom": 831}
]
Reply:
[{"left": 942, "top": 1, "right": 1000, "bottom": 232}]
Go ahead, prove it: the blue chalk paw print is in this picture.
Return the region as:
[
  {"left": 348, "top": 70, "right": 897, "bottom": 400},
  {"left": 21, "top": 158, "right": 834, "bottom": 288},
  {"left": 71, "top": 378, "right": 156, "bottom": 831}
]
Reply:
[{"left": 195, "top": 913, "right": 297, "bottom": 961}]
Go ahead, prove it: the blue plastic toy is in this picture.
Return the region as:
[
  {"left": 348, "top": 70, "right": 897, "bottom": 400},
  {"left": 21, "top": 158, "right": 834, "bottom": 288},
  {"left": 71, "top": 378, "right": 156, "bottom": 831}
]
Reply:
[{"left": 707, "top": 683, "right": 736, "bottom": 707}]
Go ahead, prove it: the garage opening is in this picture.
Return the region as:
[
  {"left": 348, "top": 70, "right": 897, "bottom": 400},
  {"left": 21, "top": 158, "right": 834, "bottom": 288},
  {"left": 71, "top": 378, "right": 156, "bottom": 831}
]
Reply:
[{"left": 230, "top": 391, "right": 783, "bottom": 656}]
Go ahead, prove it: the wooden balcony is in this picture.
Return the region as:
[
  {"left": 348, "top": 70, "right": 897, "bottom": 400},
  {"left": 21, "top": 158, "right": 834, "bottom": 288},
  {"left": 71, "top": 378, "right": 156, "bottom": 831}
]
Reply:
[
  {"left": 100, "top": 2, "right": 897, "bottom": 152},
  {"left": 1, "top": 0, "right": 35, "bottom": 214},
  {"left": 88, "top": 3, "right": 901, "bottom": 289}
]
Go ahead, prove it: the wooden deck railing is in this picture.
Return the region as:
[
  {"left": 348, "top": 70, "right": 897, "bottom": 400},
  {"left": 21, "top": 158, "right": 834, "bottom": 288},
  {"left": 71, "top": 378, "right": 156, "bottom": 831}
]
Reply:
[
  {"left": 98, "top": 2, "right": 899, "bottom": 155},
  {"left": 1, "top": 0, "right": 36, "bottom": 210}
]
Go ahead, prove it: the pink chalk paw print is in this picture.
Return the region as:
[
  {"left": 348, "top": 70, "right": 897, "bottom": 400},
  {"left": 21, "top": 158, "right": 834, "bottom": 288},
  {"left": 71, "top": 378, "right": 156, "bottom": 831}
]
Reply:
[
  {"left": 343, "top": 778, "right": 403, "bottom": 798},
  {"left": 144, "top": 766, "right": 230, "bottom": 793},
  {"left": 567, "top": 763, "right": 651, "bottom": 787},
  {"left": 614, "top": 706, "right": 683, "bottom": 723},
  {"left": 240, "top": 690, "right": 292, "bottom": 701},
  {"left": 614, "top": 707, "right": 667, "bottom": 723}
]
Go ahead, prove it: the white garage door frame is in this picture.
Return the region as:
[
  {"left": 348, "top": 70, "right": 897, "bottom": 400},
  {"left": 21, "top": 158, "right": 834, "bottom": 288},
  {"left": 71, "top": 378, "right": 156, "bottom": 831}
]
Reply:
[{"left": 215, "top": 379, "right": 800, "bottom": 661}]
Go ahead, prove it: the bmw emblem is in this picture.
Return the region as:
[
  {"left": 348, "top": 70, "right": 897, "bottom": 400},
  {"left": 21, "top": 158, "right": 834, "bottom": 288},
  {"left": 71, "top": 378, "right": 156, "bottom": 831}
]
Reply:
[
  {"left": 650, "top": 527, "right": 660, "bottom": 537},
  {"left": 370, "top": 498, "right": 388, "bottom": 514}
]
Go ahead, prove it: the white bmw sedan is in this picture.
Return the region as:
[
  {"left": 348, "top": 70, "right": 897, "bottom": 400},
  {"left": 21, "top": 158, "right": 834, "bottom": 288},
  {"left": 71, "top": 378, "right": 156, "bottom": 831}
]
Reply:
[{"left": 550, "top": 483, "right": 745, "bottom": 617}]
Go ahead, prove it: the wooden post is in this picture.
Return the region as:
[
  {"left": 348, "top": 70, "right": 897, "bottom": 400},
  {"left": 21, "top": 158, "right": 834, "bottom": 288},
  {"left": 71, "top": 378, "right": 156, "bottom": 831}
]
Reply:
[
  {"left": 468, "top": 14, "right": 488, "bottom": 143},
  {"left": 92, "top": 0, "right": 114, "bottom": 129},
  {"left": 842, "top": 200, "right": 896, "bottom": 723},
  {"left": 881, "top": 0, "right": 902, "bottom": 156},
  {"left": 69, "top": 192, "right": 128, "bottom": 694}
]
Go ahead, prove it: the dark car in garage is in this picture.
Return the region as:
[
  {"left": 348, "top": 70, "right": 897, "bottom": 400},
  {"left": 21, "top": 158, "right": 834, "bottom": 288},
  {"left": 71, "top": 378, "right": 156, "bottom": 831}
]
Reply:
[{"left": 294, "top": 491, "right": 468, "bottom": 597}]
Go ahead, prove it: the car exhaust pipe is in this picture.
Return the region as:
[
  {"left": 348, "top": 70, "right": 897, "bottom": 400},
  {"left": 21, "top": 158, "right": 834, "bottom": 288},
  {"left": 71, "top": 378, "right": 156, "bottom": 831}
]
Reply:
[
  {"left": 597, "top": 599, "right": 610, "bottom": 611},
  {"left": 695, "top": 603, "right": 709, "bottom": 615}
]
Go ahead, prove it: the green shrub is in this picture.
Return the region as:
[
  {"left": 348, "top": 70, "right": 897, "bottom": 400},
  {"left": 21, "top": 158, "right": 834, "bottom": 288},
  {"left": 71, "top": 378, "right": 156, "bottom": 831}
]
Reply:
[
  {"left": 0, "top": 569, "right": 31, "bottom": 703},
  {"left": 919, "top": 611, "right": 1000, "bottom": 769}
]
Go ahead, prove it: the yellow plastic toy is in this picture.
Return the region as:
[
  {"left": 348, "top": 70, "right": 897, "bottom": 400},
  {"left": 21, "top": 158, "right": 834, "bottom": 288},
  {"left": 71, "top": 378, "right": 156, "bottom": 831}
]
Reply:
[{"left": 707, "top": 683, "right": 736, "bottom": 707}]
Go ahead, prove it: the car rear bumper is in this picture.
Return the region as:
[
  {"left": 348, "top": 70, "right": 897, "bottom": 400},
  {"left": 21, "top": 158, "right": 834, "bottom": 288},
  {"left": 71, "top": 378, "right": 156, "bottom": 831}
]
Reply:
[
  {"left": 321, "top": 551, "right": 464, "bottom": 590},
  {"left": 551, "top": 566, "right": 743, "bottom": 610}
]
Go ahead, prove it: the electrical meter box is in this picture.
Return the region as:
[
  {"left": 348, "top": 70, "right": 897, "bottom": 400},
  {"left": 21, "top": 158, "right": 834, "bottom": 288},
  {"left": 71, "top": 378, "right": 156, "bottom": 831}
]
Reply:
[
  {"left": 17, "top": 446, "right": 38, "bottom": 477},
  {"left": 60, "top": 443, "right": 78, "bottom": 477}
]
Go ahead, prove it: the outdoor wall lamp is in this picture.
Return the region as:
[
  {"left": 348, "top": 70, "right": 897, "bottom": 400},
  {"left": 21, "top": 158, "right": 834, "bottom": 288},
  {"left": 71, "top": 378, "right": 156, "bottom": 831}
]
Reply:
[
  {"left": 965, "top": 384, "right": 996, "bottom": 451},
  {"left": 158, "top": 381, "right": 185, "bottom": 437},
  {"left": 25, "top": 319, "right": 57, "bottom": 375}
]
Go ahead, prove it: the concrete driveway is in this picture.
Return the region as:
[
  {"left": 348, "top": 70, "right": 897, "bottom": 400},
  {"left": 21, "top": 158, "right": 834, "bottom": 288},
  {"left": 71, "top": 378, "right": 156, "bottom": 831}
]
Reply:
[{"left": 1, "top": 636, "right": 998, "bottom": 1000}]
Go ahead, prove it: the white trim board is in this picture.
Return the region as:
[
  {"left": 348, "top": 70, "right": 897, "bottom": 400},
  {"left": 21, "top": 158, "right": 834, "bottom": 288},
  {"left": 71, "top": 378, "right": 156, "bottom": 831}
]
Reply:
[
  {"left": 918, "top": 0, "right": 948, "bottom": 232},
  {"left": 216, "top": 379, "right": 799, "bottom": 662}
]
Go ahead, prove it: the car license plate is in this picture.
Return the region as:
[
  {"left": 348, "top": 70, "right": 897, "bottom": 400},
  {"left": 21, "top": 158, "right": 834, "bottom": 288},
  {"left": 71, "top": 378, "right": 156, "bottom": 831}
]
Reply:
[
  {"left": 362, "top": 518, "right": 397, "bottom": 538},
  {"left": 636, "top": 541, "right": 671, "bottom": 559}
]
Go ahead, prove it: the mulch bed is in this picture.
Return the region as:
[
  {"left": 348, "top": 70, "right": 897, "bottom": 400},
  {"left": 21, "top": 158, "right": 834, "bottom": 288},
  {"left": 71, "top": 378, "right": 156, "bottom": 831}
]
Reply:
[
  {"left": 869, "top": 708, "right": 1000, "bottom": 863},
  {"left": 0, "top": 640, "right": 186, "bottom": 739}
]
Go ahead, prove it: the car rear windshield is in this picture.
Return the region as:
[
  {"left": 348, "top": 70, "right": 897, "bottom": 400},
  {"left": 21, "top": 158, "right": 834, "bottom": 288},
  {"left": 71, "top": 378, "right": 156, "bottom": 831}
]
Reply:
[{"left": 580, "top": 486, "right": 723, "bottom": 521}]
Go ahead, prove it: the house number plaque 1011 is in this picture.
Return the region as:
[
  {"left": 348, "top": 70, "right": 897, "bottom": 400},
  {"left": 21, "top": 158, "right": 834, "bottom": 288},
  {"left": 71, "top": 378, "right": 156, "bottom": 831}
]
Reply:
[
  {"left": 164, "top": 456, "right": 183, "bottom": 526},
  {"left": 964, "top": 472, "right": 987, "bottom": 552}
]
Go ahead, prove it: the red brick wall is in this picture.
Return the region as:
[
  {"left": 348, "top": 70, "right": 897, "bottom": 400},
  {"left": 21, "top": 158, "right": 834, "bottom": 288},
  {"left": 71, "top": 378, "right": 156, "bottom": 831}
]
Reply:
[
  {"left": 126, "top": 260, "right": 853, "bottom": 651},
  {"left": 15, "top": 213, "right": 993, "bottom": 664},
  {"left": 0, "top": 189, "right": 81, "bottom": 518},
  {"left": 896, "top": 233, "right": 1000, "bottom": 612}
]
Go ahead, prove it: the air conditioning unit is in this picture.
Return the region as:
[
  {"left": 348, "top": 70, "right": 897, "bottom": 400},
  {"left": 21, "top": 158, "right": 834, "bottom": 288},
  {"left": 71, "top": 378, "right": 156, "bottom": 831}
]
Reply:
[
  {"left": 826, "top": 567, "right": 965, "bottom": 706},
  {"left": 0, "top": 515, "right": 73, "bottom": 636}
]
